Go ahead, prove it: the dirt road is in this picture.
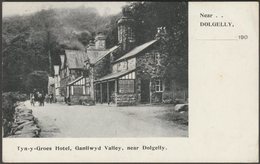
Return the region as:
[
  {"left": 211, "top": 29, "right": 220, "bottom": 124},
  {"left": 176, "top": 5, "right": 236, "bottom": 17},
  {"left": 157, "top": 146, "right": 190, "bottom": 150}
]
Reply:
[{"left": 25, "top": 101, "right": 188, "bottom": 137}]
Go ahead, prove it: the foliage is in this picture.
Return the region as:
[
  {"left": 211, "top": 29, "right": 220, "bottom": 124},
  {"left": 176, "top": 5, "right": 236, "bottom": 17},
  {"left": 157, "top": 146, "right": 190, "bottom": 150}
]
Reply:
[
  {"left": 2, "top": 3, "right": 188, "bottom": 93},
  {"left": 2, "top": 7, "right": 116, "bottom": 92},
  {"left": 2, "top": 92, "right": 28, "bottom": 137},
  {"left": 122, "top": 2, "right": 188, "bottom": 87},
  {"left": 24, "top": 71, "right": 49, "bottom": 93},
  {"left": 77, "top": 31, "right": 92, "bottom": 46}
]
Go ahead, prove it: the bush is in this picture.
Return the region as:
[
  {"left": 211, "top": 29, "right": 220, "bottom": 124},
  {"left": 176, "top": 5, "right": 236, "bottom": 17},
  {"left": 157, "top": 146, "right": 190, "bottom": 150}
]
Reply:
[
  {"left": 2, "top": 92, "right": 28, "bottom": 137},
  {"left": 162, "top": 92, "right": 174, "bottom": 104},
  {"left": 79, "top": 96, "right": 95, "bottom": 106}
]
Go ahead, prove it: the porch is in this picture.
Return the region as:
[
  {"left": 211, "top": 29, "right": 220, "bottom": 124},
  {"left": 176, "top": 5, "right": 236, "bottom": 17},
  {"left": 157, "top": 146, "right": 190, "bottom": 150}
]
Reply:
[
  {"left": 94, "top": 69, "right": 136, "bottom": 106},
  {"left": 66, "top": 76, "right": 92, "bottom": 104}
]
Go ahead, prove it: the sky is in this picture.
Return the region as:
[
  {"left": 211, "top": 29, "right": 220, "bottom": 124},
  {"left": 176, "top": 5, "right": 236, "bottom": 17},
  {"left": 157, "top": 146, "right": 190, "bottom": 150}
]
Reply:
[{"left": 2, "top": 2, "right": 127, "bottom": 17}]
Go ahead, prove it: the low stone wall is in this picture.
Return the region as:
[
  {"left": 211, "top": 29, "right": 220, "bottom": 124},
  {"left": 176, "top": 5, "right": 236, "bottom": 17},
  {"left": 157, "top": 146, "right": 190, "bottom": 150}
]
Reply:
[
  {"left": 70, "top": 95, "right": 94, "bottom": 105},
  {"left": 116, "top": 94, "right": 136, "bottom": 106},
  {"left": 7, "top": 102, "right": 41, "bottom": 138}
]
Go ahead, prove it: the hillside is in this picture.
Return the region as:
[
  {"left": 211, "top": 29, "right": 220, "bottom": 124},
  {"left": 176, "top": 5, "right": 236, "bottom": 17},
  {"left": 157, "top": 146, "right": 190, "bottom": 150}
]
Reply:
[
  {"left": 2, "top": 7, "right": 121, "bottom": 92},
  {"left": 2, "top": 2, "right": 188, "bottom": 93}
]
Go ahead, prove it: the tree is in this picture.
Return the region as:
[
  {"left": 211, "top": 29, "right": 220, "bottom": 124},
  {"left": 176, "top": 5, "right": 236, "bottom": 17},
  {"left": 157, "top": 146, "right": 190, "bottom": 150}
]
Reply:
[
  {"left": 77, "top": 31, "right": 92, "bottom": 46},
  {"left": 28, "top": 9, "right": 62, "bottom": 76},
  {"left": 24, "top": 71, "right": 49, "bottom": 93},
  {"left": 122, "top": 2, "right": 188, "bottom": 88}
]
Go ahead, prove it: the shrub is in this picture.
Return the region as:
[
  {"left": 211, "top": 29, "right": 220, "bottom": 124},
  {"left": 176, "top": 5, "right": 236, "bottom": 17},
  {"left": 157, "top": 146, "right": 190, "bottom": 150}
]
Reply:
[
  {"left": 2, "top": 92, "right": 28, "bottom": 137},
  {"left": 162, "top": 91, "right": 174, "bottom": 104},
  {"left": 79, "top": 96, "right": 95, "bottom": 106}
]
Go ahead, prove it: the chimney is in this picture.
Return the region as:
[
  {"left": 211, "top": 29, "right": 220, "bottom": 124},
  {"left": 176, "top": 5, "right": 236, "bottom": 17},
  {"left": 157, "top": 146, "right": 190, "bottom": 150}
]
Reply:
[
  {"left": 87, "top": 39, "right": 95, "bottom": 50},
  {"left": 117, "top": 8, "right": 135, "bottom": 52},
  {"left": 95, "top": 33, "right": 106, "bottom": 50},
  {"left": 155, "top": 27, "right": 167, "bottom": 40}
]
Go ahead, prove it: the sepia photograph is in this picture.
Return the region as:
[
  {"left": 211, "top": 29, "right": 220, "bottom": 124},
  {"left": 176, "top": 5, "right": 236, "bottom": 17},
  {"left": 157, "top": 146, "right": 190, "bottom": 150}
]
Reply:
[
  {"left": 2, "top": 1, "right": 188, "bottom": 138},
  {"left": 2, "top": 1, "right": 259, "bottom": 163}
]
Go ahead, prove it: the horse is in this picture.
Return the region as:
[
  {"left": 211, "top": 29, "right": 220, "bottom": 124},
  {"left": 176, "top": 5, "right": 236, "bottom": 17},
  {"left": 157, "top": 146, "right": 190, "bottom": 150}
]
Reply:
[
  {"left": 34, "top": 92, "right": 45, "bottom": 106},
  {"left": 30, "top": 93, "right": 35, "bottom": 106}
]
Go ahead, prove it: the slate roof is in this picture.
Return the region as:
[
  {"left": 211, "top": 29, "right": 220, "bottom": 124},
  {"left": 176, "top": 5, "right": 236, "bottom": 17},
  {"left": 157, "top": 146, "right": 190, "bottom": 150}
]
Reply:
[
  {"left": 114, "top": 39, "right": 158, "bottom": 63},
  {"left": 95, "top": 68, "right": 135, "bottom": 82},
  {"left": 65, "top": 49, "right": 109, "bottom": 69},
  {"left": 94, "top": 46, "right": 119, "bottom": 64},
  {"left": 65, "top": 50, "right": 87, "bottom": 69},
  {"left": 86, "top": 50, "right": 109, "bottom": 64}
]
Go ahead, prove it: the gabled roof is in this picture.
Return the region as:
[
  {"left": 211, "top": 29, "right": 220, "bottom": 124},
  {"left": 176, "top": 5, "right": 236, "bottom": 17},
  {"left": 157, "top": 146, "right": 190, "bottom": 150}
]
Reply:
[
  {"left": 94, "top": 46, "right": 119, "bottom": 64},
  {"left": 86, "top": 49, "right": 109, "bottom": 64},
  {"left": 65, "top": 50, "right": 87, "bottom": 69},
  {"left": 95, "top": 68, "right": 135, "bottom": 82},
  {"left": 64, "top": 49, "right": 110, "bottom": 69},
  {"left": 114, "top": 39, "right": 158, "bottom": 63}
]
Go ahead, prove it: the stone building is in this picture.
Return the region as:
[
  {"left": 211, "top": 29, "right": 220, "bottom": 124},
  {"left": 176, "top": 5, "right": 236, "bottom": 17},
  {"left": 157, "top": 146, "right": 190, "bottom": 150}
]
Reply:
[
  {"left": 57, "top": 11, "right": 188, "bottom": 106},
  {"left": 93, "top": 12, "right": 188, "bottom": 106}
]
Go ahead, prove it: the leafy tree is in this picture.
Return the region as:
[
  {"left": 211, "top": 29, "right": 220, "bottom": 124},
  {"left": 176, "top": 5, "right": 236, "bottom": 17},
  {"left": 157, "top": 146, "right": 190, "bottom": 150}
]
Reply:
[
  {"left": 122, "top": 2, "right": 188, "bottom": 88},
  {"left": 2, "top": 7, "right": 117, "bottom": 92},
  {"left": 24, "top": 71, "right": 49, "bottom": 93},
  {"left": 105, "top": 13, "right": 122, "bottom": 48},
  {"left": 77, "top": 31, "right": 92, "bottom": 46}
]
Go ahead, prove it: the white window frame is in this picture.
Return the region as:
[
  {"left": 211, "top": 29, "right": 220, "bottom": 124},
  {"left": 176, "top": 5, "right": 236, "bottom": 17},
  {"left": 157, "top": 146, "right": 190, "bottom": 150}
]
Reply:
[{"left": 155, "top": 80, "right": 163, "bottom": 92}]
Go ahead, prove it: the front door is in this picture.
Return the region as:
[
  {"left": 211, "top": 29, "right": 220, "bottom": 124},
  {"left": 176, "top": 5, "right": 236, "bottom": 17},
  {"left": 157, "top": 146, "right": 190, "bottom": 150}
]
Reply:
[{"left": 141, "top": 79, "right": 150, "bottom": 103}]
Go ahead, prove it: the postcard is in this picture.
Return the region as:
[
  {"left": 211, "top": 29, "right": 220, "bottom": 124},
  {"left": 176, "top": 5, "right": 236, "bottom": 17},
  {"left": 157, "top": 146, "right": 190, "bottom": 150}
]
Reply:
[{"left": 2, "top": 1, "right": 258, "bottom": 163}]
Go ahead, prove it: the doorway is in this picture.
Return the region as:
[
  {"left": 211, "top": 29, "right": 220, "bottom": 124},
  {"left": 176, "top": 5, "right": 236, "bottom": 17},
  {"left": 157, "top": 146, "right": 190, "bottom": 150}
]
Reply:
[{"left": 141, "top": 79, "right": 150, "bottom": 103}]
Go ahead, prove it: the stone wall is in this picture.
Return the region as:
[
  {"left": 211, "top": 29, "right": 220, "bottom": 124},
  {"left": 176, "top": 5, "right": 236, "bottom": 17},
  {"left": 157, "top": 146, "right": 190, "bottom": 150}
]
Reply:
[
  {"left": 128, "top": 58, "right": 136, "bottom": 70},
  {"left": 112, "top": 57, "right": 136, "bottom": 73},
  {"left": 8, "top": 102, "right": 41, "bottom": 138},
  {"left": 136, "top": 48, "right": 160, "bottom": 104},
  {"left": 70, "top": 95, "right": 93, "bottom": 105},
  {"left": 116, "top": 93, "right": 136, "bottom": 106},
  {"left": 117, "top": 61, "right": 128, "bottom": 72},
  {"left": 135, "top": 44, "right": 170, "bottom": 104}
]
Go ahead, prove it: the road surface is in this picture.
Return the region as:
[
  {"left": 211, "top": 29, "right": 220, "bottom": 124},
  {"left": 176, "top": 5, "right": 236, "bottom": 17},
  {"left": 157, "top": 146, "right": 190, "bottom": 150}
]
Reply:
[{"left": 25, "top": 101, "right": 188, "bottom": 137}]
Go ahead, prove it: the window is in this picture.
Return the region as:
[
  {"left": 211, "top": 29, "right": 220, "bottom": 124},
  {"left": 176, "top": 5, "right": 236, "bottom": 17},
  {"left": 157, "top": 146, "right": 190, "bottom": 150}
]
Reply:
[
  {"left": 73, "top": 86, "right": 83, "bottom": 95},
  {"left": 118, "top": 80, "right": 135, "bottom": 93},
  {"left": 128, "top": 27, "right": 134, "bottom": 42},
  {"left": 155, "top": 80, "right": 163, "bottom": 92},
  {"left": 119, "top": 72, "right": 136, "bottom": 80},
  {"left": 86, "top": 86, "right": 90, "bottom": 95},
  {"left": 154, "top": 52, "right": 161, "bottom": 65}
]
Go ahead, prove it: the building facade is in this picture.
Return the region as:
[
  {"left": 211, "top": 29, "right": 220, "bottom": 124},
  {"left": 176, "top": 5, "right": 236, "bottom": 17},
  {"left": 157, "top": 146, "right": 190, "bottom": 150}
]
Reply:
[
  {"left": 93, "top": 13, "right": 188, "bottom": 106},
  {"left": 55, "top": 11, "right": 188, "bottom": 106}
]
